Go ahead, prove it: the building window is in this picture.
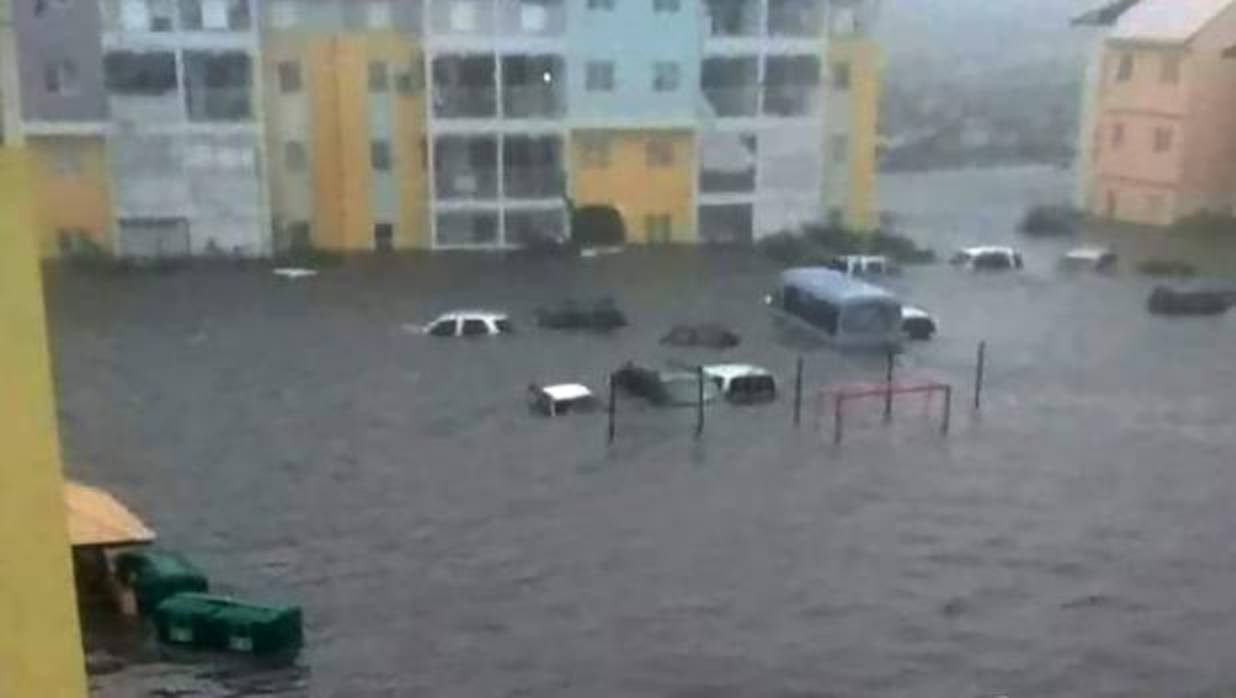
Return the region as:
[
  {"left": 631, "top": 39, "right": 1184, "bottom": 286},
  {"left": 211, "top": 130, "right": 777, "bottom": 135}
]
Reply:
[
  {"left": 149, "top": 0, "right": 174, "bottom": 30},
  {"left": 520, "top": 0, "right": 548, "bottom": 31},
  {"left": 43, "top": 60, "right": 79, "bottom": 95},
  {"left": 450, "top": 0, "right": 478, "bottom": 31},
  {"left": 371, "top": 140, "right": 392, "bottom": 171},
  {"left": 369, "top": 61, "right": 389, "bottom": 92},
  {"left": 1110, "top": 121, "right": 1124, "bottom": 149},
  {"left": 1153, "top": 126, "right": 1173, "bottom": 153},
  {"left": 653, "top": 0, "right": 679, "bottom": 12},
  {"left": 580, "top": 135, "right": 610, "bottom": 168},
  {"left": 653, "top": 62, "right": 679, "bottom": 92},
  {"left": 374, "top": 222, "right": 394, "bottom": 251},
  {"left": 284, "top": 141, "right": 306, "bottom": 171},
  {"left": 1161, "top": 54, "right": 1181, "bottom": 84},
  {"left": 1116, "top": 53, "right": 1133, "bottom": 82},
  {"left": 831, "top": 133, "right": 848, "bottom": 162},
  {"left": 270, "top": 0, "right": 297, "bottom": 28},
  {"left": 105, "top": 50, "right": 177, "bottom": 94},
  {"left": 646, "top": 137, "right": 674, "bottom": 167},
  {"left": 832, "top": 61, "right": 851, "bottom": 90},
  {"left": 277, "top": 61, "right": 301, "bottom": 93},
  {"left": 587, "top": 0, "right": 614, "bottom": 10},
  {"left": 644, "top": 214, "right": 672, "bottom": 243},
  {"left": 585, "top": 61, "right": 615, "bottom": 91}
]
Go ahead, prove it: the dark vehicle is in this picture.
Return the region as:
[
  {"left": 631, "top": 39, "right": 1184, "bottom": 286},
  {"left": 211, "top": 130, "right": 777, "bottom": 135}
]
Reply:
[
  {"left": 1147, "top": 285, "right": 1235, "bottom": 316},
  {"left": 901, "top": 305, "right": 937, "bottom": 340},
  {"left": 536, "top": 299, "right": 627, "bottom": 331},
  {"left": 612, "top": 362, "right": 720, "bottom": 406},
  {"left": 660, "top": 323, "right": 740, "bottom": 349}
]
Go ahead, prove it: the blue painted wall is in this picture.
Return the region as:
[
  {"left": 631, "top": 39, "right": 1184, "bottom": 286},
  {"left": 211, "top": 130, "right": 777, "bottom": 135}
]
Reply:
[{"left": 566, "top": 0, "right": 701, "bottom": 126}]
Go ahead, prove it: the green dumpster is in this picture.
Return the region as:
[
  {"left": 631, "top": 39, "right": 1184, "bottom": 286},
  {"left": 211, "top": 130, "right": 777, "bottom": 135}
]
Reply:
[
  {"left": 154, "top": 593, "right": 303, "bottom": 655},
  {"left": 114, "top": 549, "right": 209, "bottom": 616}
]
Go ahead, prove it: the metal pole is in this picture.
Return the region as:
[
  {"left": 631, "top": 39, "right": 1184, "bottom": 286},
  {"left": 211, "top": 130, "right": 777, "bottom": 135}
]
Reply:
[
  {"left": 884, "top": 347, "right": 894, "bottom": 423},
  {"left": 833, "top": 393, "right": 844, "bottom": 446},
  {"left": 696, "top": 366, "right": 705, "bottom": 438},
  {"left": 974, "top": 340, "right": 986, "bottom": 411},
  {"left": 942, "top": 385, "right": 952, "bottom": 434},
  {"left": 607, "top": 373, "right": 616, "bottom": 445},
  {"left": 793, "top": 356, "right": 803, "bottom": 427}
]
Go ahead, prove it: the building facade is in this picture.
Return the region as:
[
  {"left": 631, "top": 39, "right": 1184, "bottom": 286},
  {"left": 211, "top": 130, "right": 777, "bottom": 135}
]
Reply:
[
  {"left": 1079, "top": 0, "right": 1236, "bottom": 227},
  {"left": 15, "top": 0, "right": 880, "bottom": 257}
]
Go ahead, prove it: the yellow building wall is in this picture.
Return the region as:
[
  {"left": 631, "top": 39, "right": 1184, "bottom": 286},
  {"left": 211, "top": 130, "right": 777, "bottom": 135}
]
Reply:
[
  {"left": 0, "top": 148, "right": 89, "bottom": 698},
  {"left": 28, "top": 136, "right": 114, "bottom": 258},
  {"left": 570, "top": 130, "right": 695, "bottom": 244},
  {"left": 266, "top": 32, "right": 427, "bottom": 252},
  {"left": 832, "top": 38, "right": 881, "bottom": 232}
]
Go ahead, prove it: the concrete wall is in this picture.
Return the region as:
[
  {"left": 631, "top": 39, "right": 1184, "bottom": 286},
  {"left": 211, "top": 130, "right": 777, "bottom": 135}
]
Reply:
[
  {"left": 14, "top": 0, "right": 108, "bottom": 122},
  {"left": 28, "top": 135, "right": 114, "bottom": 256},
  {"left": 0, "top": 147, "right": 89, "bottom": 698},
  {"left": 570, "top": 128, "right": 695, "bottom": 243},
  {"left": 567, "top": 0, "right": 701, "bottom": 126}
]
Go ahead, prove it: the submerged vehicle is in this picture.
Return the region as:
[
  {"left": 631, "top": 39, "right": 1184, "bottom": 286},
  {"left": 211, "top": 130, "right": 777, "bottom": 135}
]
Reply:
[
  {"left": 950, "top": 246, "right": 1024, "bottom": 271},
  {"left": 613, "top": 362, "right": 720, "bottom": 406},
  {"left": 1060, "top": 246, "right": 1117, "bottom": 272},
  {"left": 536, "top": 299, "right": 627, "bottom": 331},
  {"left": 823, "top": 255, "right": 897, "bottom": 276},
  {"left": 702, "top": 364, "right": 777, "bottom": 404},
  {"left": 767, "top": 267, "right": 903, "bottom": 350},
  {"left": 424, "top": 311, "right": 513, "bottom": 337},
  {"left": 901, "top": 305, "right": 937, "bottom": 340},
  {"left": 528, "top": 383, "right": 599, "bottom": 416},
  {"left": 1147, "top": 284, "right": 1235, "bottom": 316}
]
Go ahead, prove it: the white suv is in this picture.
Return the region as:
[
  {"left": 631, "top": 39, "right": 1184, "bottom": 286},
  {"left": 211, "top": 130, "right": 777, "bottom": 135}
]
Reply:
[{"left": 424, "top": 311, "right": 513, "bottom": 337}]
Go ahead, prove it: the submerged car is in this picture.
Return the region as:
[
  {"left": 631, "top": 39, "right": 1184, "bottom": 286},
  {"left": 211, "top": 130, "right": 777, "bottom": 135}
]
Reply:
[
  {"left": 823, "top": 255, "right": 897, "bottom": 277},
  {"left": 702, "top": 364, "right": 777, "bottom": 404},
  {"left": 612, "top": 362, "right": 720, "bottom": 406},
  {"left": 1060, "top": 246, "right": 1117, "bottom": 272},
  {"left": 528, "top": 383, "right": 599, "bottom": 416},
  {"left": 424, "top": 311, "right": 513, "bottom": 337},
  {"left": 950, "top": 246, "right": 1024, "bottom": 271},
  {"left": 901, "top": 305, "right": 937, "bottom": 340},
  {"left": 1147, "top": 283, "right": 1236, "bottom": 316},
  {"left": 536, "top": 299, "right": 627, "bottom": 331},
  {"left": 660, "top": 323, "right": 741, "bottom": 349}
]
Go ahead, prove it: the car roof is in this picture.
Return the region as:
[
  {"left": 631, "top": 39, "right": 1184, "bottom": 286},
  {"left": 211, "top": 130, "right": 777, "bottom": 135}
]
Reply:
[
  {"left": 780, "top": 267, "right": 899, "bottom": 304},
  {"left": 838, "top": 254, "right": 889, "bottom": 264},
  {"left": 437, "top": 310, "right": 508, "bottom": 321},
  {"left": 702, "top": 364, "right": 770, "bottom": 380},
  {"left": 1064, "top": 246, "right": 1114, "bottom": 260},
  {"left": 901, "top": 305, "right": 931, "bottom": 319},
  {"left": 540, "top": 383, "right": 592, "bottom": 401},
  {"left": 958, "top": 246, "right": 1019, "bottom": 256}
]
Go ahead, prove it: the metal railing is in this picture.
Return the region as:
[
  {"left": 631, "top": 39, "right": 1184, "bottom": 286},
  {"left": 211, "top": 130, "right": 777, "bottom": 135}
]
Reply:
[
  {"left": 762, "top": 86, "right": 817, "bottom": 116},
  {"left": 503, "top": 166, "right": 562, "bottom": 199},
  {"left": 502, "top": 85, "right": 564, "bottom": 119},
  {"left": 432, "top": 87, "right": 498, "bottom": 118},
  {"left": 186, "top": 88, "right": 252, "bottom": 122}
]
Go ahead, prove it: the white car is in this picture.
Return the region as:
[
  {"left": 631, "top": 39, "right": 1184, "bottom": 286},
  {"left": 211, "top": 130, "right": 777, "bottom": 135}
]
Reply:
[
  {"left": 901, "top": 305, "right": 937, "bottom": 340},
  {"left": 824, "top": 254, "right": 896, "bottom": 276},
  {"left": 702, "top": 364, "right": 777, "bottom": 404},
  {"left": 950, "top": 246, "right": 1024, "bottom": 271},
  {"left": 1060, "top": 246, "right": 1117, "bottom": 271},
  {"left": 424, "top": 311, "right": 513, "bottom": 337},
  {"left": 528, "top": 383, "right": 597, "bottom": 416}
]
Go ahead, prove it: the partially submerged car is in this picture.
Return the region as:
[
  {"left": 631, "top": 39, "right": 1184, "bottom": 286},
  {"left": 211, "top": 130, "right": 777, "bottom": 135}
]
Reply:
[
  {"left": 950, "top": 246, "right": 1024, "bottom": 271},
  {"left": 901, "top": 305, "right": 937, "bottom": 340},
  {"left": 1060, "top": 246, "right": 1117, "bottom": 272},
  {"left": 613, "top": 362, "right": 720, "bottom": 406},
  {"left": 1147, "top": 283, "right": 1236, "bottom": 316},
  {"left": 661, "top": 323, "right": 741, "bottom": 349},
  {"left": 702, "top": 364, "right": 777, "bottom": 404},
  {"left": 823, "top": 255, "right": 897, "bottom": 277},
  {"left": 424, "top": 311, "right": 513, "bottom": 337},
  {"left": 528, "top": 383, "right": 598, "bottom": 416},
  {"left": 536, "top": 298, "right": 627, "bottom": 331}
]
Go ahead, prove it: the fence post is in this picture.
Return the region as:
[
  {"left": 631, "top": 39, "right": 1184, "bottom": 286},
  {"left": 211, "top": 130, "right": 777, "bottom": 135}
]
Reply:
[
  {"left": 695, "top": 366, "right": 705, "bottom": 438},
  {"left": 974, "top": 340, "right": 987, "bottom": 411},
  {"left": 942, "top": 385, "right": 952, "bottom": 434},
  {"left": 607, "top": 373, "right": 616, "bottom": 445},
  {"left": 833, "top": 393, "right": 844, "bottom": 446},
  {"left": 793, "top": 356, "right": 803, "bottom": 427},
  {"left": 884, "top": 348, "right": 895, "bottom": 423}
]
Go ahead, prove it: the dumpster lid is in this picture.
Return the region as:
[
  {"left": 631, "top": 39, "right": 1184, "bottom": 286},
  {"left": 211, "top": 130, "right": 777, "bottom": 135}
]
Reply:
[{"left": 65, "top": 481, "right": 156, "bottom": 548}]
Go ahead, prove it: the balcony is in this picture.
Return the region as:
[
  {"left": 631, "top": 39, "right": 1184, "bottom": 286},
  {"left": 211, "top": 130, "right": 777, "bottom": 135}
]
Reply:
[
  {"left": 703, "top": 0, "right": 760, "bottom": 37},
  {"left": 501, "top": 55, "right": 564, "bottom": 118},
  {"left": 767, "top": 0, "right": 821, "bottom": 37},
  {"left": 186, "top": 87, "right": 252, "bottom": 121},
  {"left": 763, "top": 55, "right": 818, "bottom": 116},
  {"left": 504, "top": 208, "right": 566, "bottom": 246},
  {"left": 503, "top": 136, "right": 562, "bottom": 199},
  {"left": 434, "top": 136, "right": 498, "bottom": 200},
  {"left": 437, "top": 210, "right": 500, "bottom": 246},
  {"left": 433, "top": 55, "right": 497, "bottom": 118},
  {"left": 762, "top": 85, "right": 816, "bottom": 116},
  {"left": 502, "top": 85, "right": 563, "bottom": 118},
  {"left": 433, "top": 87, "right": 498, "bottom": 118},
  {"left": 702, "top": 87, "right": 759, "bottom": 117}
]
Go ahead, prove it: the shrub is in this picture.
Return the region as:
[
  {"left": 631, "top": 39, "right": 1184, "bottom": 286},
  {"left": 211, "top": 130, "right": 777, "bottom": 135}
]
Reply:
[{"left": 1019, "top": 205, "right": 1078, "bottom": 237}]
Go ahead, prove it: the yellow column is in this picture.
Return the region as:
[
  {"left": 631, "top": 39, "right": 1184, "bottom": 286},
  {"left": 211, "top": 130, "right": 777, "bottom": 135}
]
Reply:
[
  {"left": 832, "top": 38, "right": 881, "bottom": 232},
  {"left": 0, "top": 149, "right": 88, "bottom": 697}
]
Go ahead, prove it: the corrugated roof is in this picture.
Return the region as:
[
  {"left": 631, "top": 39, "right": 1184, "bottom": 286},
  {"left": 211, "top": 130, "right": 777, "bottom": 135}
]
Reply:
[
  {"left": 65, "top": 481, "right": 156, "bottom": 548},
  {"left": 1110, "top": 0, "right": 1235, "bottom": 43}
]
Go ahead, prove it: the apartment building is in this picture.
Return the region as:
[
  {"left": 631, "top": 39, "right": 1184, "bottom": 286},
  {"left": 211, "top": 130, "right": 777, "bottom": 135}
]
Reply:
[
  {"left": 261, "top": 0, "right": 428, "bottom": 253},
  {"left": 14, "top": 0, "right": 880, "bottom": 257},
  {"left": 1080, "top": 0, "right": 1236, "bottom": 226}
]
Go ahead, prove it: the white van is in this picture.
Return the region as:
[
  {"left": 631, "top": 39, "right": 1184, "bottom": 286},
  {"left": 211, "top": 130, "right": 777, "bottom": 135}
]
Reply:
[{"left": 950, "top": 246, "right": 1024, "bottom": 271}]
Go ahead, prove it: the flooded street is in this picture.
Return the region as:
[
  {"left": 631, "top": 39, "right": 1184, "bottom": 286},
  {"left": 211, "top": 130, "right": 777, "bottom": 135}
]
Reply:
[{"left": 48, "top": 165, "right": 1236, "bottom": 697}]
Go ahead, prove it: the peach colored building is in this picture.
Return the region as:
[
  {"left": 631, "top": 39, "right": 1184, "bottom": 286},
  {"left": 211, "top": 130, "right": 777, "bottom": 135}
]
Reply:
[{"left": 1083, "top": 0, "right": 1236, "bottom": 226}]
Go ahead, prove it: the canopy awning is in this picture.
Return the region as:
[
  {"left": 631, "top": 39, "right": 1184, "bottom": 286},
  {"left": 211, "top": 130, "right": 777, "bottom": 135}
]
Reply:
[{"left": 65, "top": 481, "right": 155, "bottom": 548}]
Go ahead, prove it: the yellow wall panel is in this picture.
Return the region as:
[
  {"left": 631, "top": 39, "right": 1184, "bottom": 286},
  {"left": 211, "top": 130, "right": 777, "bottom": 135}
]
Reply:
[
  {"left": 0, "top": 148, "right": 89, "bottom": 698},
  {"left": 29, "top": 136, "right": 113, "bottom": 257},
  {"left": 571, "top": 130, "right": 695, "bottom": 244},
  {"left": 832, "top": 38, "right": 881, "bottom": 231}
]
